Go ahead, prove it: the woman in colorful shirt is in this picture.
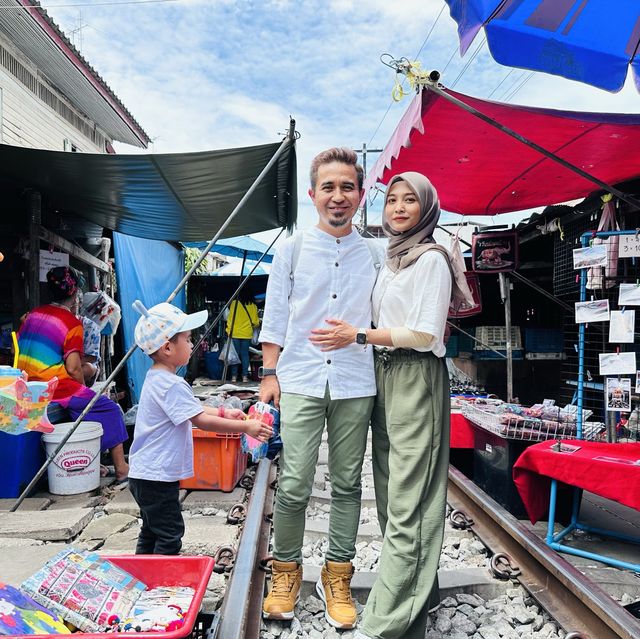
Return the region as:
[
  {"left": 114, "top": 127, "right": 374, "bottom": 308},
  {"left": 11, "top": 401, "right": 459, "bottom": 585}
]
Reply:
[{"left": 17, "top": 266, "right": 128, "bottom": 481}]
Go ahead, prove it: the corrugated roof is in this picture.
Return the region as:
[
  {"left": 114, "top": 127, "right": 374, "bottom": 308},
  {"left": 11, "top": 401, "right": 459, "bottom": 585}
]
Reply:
[{"left": 0, "top": 0, "right": 149, "bottom": 147}]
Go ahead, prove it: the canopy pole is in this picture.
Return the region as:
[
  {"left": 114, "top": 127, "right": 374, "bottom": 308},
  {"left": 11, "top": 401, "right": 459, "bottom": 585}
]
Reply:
[
  {"left": 499, "top": 273, "right": 514, "bottom": 402},
  {"left": 421, "top": 82, "right": 640, "bottom": 212},
  {"left": 10, "top": 119, "right": 298, "bottom": 512},
  {"left": 222, "top": 251, "right": 248, "bottom": 382}
]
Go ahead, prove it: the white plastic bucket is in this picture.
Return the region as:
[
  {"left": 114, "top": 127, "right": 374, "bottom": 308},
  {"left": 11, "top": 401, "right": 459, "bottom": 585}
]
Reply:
[{"left": 42, "top": 421, "right": 103, "bottom": 495}]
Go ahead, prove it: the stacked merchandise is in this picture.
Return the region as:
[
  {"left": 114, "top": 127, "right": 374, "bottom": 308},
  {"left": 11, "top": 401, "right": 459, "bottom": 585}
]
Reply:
[
  {"left": 461, "top": 398, "right": 605, "bottom": 442},
  {"left": 21, "top": 549, "right": 146, "bottom": 632},
  {"left": 2, "top": 548, "right": 199, "bottom": 636}
]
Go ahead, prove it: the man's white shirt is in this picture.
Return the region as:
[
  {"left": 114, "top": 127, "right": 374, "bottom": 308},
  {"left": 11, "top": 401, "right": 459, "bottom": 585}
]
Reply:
[{"left": 259, "top": 227, "right": 377, "bottom": 399}]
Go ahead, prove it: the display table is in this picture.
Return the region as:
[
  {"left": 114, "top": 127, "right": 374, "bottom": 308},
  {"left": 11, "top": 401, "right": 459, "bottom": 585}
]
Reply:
[
  {"left": 449, "top": 410, "right": 475, "bottom": 448},
  {"left": 513, "top": 440, "right": 640, "bottom": 571}
]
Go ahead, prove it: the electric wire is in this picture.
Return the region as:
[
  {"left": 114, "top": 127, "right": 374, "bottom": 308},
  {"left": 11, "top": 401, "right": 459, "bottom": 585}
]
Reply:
[
  {"left": 367, "top": 6, "right": 445, "bottom": 147},
  {"left": 450, "top": 36, "right": 486, "bottom": 89},
  {"left": 487, "top": 68, "right": 516, "bottom": 99},
  {"left": 504, "top": 71, "right": 535, "bottom": 103}
]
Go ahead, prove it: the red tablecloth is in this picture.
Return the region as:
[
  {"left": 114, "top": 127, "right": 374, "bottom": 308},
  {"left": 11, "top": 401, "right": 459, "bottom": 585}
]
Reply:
[
  {"left": 513, "top": 440, "right": 640, "bottom": 524},
  {"left": 450, "top": 411, "right": 475, "bottom": 449}
]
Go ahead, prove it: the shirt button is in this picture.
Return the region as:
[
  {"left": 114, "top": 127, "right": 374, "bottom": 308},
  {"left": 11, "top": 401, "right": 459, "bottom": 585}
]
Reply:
[
  {"left": 336, "top": 239, "right": 341, "bottom": 244},
  {"left": 335, "top": 262, "right": 339, "bottom": 267},
  {"left": 326, "top": 359, "right": 331, "bottom": 364},
  {"left": 332, "top": 294, "right": 337, "bottom": 299}
]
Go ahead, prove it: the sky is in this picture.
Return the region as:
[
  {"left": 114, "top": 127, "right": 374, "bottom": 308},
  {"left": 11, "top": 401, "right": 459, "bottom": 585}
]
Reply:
[{"left": 42, "top": 0, "right": 640, "bottom": 246}]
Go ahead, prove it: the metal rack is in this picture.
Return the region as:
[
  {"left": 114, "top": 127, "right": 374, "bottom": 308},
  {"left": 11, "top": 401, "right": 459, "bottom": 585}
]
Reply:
[{"left": 461, "top": 402, "right": 603, "bottom": 442}]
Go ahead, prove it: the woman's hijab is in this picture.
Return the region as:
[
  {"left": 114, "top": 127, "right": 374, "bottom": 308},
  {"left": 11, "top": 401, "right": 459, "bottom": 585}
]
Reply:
[{"left": 383, "top": 172, "right": 472, "bottom": 309}]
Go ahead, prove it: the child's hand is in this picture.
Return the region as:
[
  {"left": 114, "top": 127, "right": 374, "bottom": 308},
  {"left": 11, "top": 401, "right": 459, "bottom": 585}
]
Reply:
[
  {"left": 224, "top": 408, "right": 246, "bottom": 420},
  {"left": 244, "top": 418, "right": 272, "bottom": 442}
]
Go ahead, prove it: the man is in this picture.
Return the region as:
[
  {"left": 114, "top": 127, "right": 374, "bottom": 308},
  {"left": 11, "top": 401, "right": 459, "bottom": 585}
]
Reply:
[{"left": 259, "top": 148, "right": 378, "bottom": 629}]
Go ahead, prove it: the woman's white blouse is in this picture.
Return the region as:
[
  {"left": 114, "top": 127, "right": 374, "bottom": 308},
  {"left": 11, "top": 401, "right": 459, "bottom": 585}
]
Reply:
[{"left": 372, "top": 250, "right": 452, "bottom": 357}]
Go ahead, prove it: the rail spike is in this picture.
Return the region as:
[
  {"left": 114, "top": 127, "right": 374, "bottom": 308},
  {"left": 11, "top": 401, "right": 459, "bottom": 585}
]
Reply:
[
  {"left": 212, "top": 545, "right": 236, "bottom": 574},
  {"left": 449, "top": 508, "right": 474, "bottom": 530},
  {"left": 226, "top": 503, "right": 247, "bottom": 525},
  {"left": 489, "top": 552, "right": 521, "bottom": 580}
]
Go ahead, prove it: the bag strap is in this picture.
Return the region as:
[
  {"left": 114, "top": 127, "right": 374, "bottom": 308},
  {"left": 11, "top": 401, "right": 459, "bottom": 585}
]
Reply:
[{"left": 290, "top": 232, "right": 381, "bottom": 280}]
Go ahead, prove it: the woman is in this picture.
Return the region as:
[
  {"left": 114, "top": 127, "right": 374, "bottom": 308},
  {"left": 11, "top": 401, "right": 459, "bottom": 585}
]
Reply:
[
  {"left": 310, "top": 172, "right": 470, "bottom": 639},
  {"left": 225, "top": 291, "right": 259, "bottom": 383},
  {"left": 17, "top": 266, "right": 129, "bottom": 481}
]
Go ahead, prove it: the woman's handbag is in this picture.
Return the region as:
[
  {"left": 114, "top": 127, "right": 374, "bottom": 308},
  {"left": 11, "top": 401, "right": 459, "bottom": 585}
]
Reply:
[
  {"left": 219, "top": 339, "right": 241, "bottom": 366},
  {"left": 448, "top": 235, "right": 482, "bottom": 318}
]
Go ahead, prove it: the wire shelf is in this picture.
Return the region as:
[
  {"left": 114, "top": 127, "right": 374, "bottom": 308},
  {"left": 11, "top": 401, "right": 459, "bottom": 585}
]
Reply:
[{"left": 461, "top": 402, "right": 604, "bottom": 442}]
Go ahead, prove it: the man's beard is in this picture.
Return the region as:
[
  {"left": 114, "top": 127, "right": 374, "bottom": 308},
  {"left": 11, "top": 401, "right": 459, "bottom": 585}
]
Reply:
[{"left": 328, "top": 213, "right": 350, "bottom": 227}]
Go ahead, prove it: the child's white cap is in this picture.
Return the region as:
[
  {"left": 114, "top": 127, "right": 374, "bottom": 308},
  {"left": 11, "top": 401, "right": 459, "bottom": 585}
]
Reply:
[{"left": 132, "top": 300, "right": 208, "bottom": 355}]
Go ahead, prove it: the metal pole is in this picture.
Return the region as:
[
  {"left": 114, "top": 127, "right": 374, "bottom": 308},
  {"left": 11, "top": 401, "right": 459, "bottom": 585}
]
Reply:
[
  {"left": 423, "top": 82, "right": 640, "bottom": 212},
  {"left": 222, "top": 251, "right": 247, "bottom": 382},
  {"left": 355, "top": 144, "right": 382, "bottom": 231},
  {"left": 499, "top": 273, "right": 514, "bottom": 401},
  {"left": 10, "top": 121, "right": 297, "bottom": 511},
  {"left": 27, "top": 189, "right": 41, "bottom": 309}
]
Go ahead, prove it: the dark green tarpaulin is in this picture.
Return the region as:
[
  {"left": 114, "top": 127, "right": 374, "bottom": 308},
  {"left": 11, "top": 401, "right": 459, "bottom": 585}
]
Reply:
[{"left": 0, "top": 140, "right": 297, "bottom": 241}]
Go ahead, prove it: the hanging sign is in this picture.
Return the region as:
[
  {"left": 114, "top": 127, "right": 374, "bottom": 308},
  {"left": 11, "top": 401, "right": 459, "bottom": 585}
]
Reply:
[
  {"left": 619, "top": 234, "right": 640, "bottom": 258},
  {"left": 39, "top": 250, "right": 68, "bottom": 282},
  {"left": 472, "top": 229, "right": 518, "bottom": 273}
]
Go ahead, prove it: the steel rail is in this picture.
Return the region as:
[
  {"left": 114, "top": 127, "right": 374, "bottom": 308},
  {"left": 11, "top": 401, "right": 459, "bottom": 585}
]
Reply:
[
  {"left": 212, "top": 458, "right": 275, "bottom": 639},
  {"left": 448, "top": 466, "right": 640, "bottom": 639}
]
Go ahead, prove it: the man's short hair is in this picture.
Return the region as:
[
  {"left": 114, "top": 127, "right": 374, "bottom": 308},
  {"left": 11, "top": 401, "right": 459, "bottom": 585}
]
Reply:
[{"left": 309, "top": 147, "right": 364, "bottom": 191}]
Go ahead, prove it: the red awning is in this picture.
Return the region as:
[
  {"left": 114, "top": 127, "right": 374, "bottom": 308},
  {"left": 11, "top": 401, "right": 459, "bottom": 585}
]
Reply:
[{"left": 364, "top": 88, "right": 640, "bottom": 215}]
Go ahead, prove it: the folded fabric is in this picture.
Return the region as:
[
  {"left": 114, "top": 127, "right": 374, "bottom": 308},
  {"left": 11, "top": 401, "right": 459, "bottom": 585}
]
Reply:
[
  {"left": 20, "top": 549, "right": 146, "bottom": 632},
  {"left": 0, "top": 582, "right": 70, "bottom": 635}
]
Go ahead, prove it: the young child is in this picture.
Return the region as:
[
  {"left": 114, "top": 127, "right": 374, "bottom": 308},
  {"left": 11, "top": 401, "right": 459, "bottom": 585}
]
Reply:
[{"left": 129, "top": 300, "right": 271, "bottom": 555}]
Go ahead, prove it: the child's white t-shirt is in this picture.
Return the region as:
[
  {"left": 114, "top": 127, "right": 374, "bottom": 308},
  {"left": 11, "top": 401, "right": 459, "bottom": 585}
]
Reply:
[{"left": 128, "top": 368, "right": 204, "bottom": 482}]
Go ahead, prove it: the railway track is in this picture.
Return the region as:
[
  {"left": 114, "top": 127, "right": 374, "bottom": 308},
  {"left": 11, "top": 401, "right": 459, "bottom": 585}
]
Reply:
[{"left": 208, "top": 458, "right": 640, "bottom": 639}]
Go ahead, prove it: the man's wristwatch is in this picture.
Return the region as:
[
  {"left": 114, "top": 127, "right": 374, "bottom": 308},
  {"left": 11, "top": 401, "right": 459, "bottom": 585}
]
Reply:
[
  {"left": 355, "top": 328, "right": 368, "bottom": 346},
  {"left": 258, "top": 366, "right": 277, "bottom": 379}
]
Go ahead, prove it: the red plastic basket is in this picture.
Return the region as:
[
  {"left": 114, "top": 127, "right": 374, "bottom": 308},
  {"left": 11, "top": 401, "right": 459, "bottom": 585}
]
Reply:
[{"left": 10, "top": 555, "right": 215, "bottom": 639}]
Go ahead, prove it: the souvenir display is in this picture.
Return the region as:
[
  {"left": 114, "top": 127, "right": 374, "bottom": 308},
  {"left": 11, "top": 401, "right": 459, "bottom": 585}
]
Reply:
[
  {"left": 461, "top": 397, "right": 604, "bottom": 442},
  {"left": 599, "top": 352, "right": 637, "bottom": 376},
  {"left": 0, "top": 371, "right": 58, "bottom": 435},
  {"left": 608, "top": 310, "right": 635, "bottom": 343},
  {"left": 0, "top": 583, "right": 70, "bottom": 636},
  {"left": 606, "top": 378, "right": 632, "bottom": 412},
  {"left": 20, "top": 549, "right": 146, "bottom": 633},
  {"left": 574, "top": 299, "right": 609, "bottom": 323},
  {"left": 471, "top": 228, "right": 518, "bottom": 273}
]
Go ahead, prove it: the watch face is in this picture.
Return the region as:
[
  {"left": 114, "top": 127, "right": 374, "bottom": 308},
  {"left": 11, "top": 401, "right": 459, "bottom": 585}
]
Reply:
[{"left": 356, "top": 332, "right": 366, "bottom": 345}]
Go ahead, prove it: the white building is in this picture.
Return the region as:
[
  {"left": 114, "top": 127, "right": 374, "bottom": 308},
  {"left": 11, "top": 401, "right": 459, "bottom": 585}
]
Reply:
[{"left": 0, "top": 0, "right": 149, "bottom": 152}]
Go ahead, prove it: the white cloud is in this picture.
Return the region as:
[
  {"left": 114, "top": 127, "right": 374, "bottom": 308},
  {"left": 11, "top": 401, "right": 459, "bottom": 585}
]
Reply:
[{"left": 42, "top": 0, "right": 640, "bottom": 236}]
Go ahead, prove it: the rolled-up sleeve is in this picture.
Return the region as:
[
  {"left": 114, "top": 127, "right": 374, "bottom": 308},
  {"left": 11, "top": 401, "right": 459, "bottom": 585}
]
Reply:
[{"left": 258, "top": 240, "right": 293, "bottom": 347}]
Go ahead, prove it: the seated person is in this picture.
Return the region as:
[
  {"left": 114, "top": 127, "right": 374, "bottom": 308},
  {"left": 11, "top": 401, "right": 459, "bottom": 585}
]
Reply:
[{"left": 17, "top": 266, "right": 128, "bottom": 481}]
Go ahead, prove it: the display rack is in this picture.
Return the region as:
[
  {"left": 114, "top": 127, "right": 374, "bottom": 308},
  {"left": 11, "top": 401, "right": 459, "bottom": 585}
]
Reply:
[
  {"left": 461, "top": 403, "right": 603, "bottom": 442},
  {"left": 548, "top": 229, "right": 640, "bottom": 573}
]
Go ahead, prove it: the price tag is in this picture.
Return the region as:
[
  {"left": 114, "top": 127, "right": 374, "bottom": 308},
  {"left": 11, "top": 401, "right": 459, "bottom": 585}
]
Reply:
[{"left": 619, "top": 234, "right": 640, "bottom": 258}]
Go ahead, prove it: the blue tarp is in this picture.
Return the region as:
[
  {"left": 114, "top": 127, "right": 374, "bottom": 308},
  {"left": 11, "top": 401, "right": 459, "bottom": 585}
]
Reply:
[
  {"left": 113, "top": 232, "right": 186, "bottom": 403},
  {"left": 446, "top": 0, "right": 640, "bottom": 93}
]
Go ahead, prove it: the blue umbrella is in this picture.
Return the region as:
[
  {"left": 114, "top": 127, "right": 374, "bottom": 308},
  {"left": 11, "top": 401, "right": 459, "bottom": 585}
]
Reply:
[
  {"left": 182, "top": 235, "right": 274, "bottom": 262},
  {"left": 211, "top": 259, "right": 270, "bottom": 277},
  {"left": 445, "top": 0, "right": 640, "bottom": 93}
]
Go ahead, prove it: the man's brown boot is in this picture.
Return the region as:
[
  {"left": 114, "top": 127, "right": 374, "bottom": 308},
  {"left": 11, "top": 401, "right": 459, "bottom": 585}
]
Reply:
[
  {"left": 315, "top": 560, "right": 357, "bottom": 629},
  {"left": 262, "top": 560, "right": 302, "bottom": 620}
]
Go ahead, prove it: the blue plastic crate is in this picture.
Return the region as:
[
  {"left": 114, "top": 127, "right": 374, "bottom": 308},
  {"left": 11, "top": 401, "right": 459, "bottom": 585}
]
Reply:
[
  {"left": 0, "top": 430, "right": 45, "bottom": 498},
  {"left": 524, "top": 328, "right": 563, "bottom": 353},
  {"left": 474, "top": 349, "right": 524, "bottom": 360},
  {"left": 445, "top": 335, "right": 459, "bottom": 358}
]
